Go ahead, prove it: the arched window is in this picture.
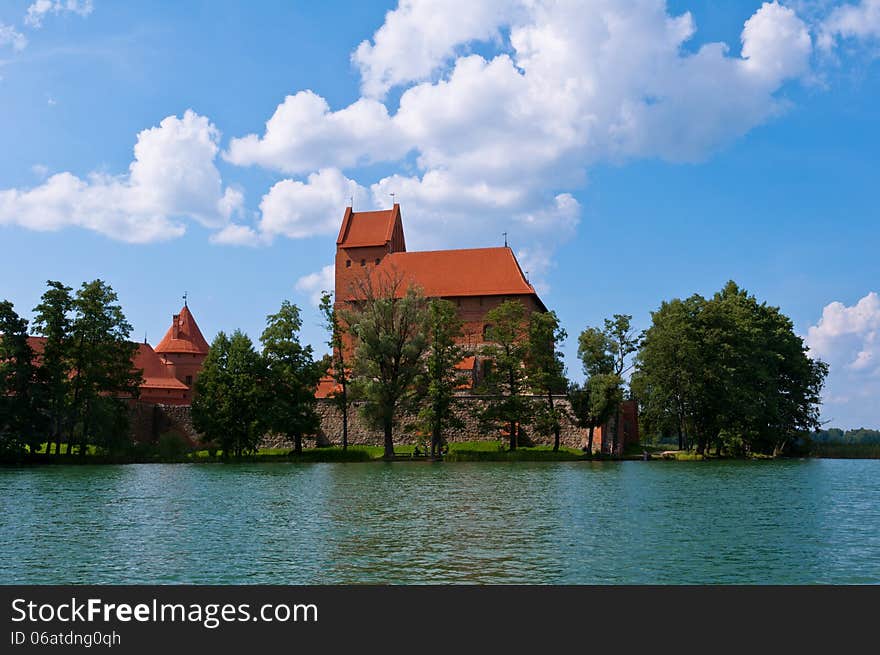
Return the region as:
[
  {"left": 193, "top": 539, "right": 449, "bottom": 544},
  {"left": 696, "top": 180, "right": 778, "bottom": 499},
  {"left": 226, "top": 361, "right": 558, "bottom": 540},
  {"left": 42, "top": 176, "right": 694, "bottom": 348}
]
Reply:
[
  {"left": 482, "top": 324, "right": 493, "bottom": 340},
  {"left": 360, "top": 259, "right": 366, "bottom": 267},
  {"left": 375, "top": 258, "right": 380, "bottom": 265},
  {"left": 346, "top": 260, "right": 351, "bottom": 268}
]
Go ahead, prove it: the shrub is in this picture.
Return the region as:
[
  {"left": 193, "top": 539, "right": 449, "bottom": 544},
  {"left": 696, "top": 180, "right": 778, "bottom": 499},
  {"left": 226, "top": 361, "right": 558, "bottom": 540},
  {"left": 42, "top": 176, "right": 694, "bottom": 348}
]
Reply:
[{"left": 158, "top": 432, "right": 192, "bottom": 460}]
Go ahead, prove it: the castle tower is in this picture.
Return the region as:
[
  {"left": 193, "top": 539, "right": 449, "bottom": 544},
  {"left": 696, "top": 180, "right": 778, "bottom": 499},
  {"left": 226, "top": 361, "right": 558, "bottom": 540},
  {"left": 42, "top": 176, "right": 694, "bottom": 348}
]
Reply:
[
  {"left": 335, "top": 203, "right": 406, "bottom": 301},
  {"left": 155, "top": 304, "right": 210, "bottom": 389}
]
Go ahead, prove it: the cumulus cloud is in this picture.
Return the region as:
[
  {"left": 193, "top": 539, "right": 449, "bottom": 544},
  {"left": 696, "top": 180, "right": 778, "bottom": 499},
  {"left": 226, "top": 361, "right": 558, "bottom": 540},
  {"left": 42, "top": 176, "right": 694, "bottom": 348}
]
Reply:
[
  {"left": 806, "top": 292, "right": 880, "bottom": 426},
  {"left": 0, "top": 23, "right": 28, "bottom": 51},
  {"left": 257, "top": 168, "right": 371, "bottom": 241},
  {"left": 817, "top": 0, "right": 880, "bottom": 50},
  {"left": 295, "top": 265, "right": 335, "bottom": 306},
  {"left": 0, "top": 110, "right": 241, "bottom": 243},
  {"left": 352, "top": 0, "right": 520, "bottom": 97},
  {"left": 25, "top": 0, "right": 94, "bottom": 28},
  {"left": 224, "top": 0, "right": 817, "bottom": 287},
  {"left": 224, "top": 91, "right": 404, "bottom": 174},
  {"left": 807, "top": 291, "right": 880, "bottom": 371}
]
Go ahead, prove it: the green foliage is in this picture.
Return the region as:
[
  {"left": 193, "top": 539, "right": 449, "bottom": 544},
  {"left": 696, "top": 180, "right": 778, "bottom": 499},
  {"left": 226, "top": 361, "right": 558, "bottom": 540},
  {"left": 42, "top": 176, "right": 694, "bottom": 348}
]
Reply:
[
  {"left": 416, "top": 299, "right": 467, "bottom": 455},
  {"left": 633, "top": 281, "right": 828, "bottom": 456},
  {"left": 345, "top": 272, "right": 429, "bottom": 458},
  {"left": 158, "top": 431, "right": 192, "bottom": 460},
  {"left": 319, "top": 290, "right": 352, "bottom": 450},
  {"left": 192, "top": 330, "right": 269, "bottom": 459},
  {"left": 575, "top": 314, "right": 637, "bottom": 455},
  {"left": 261, "top": 300, "right": 322, "bottom": 454},
  {"left": 569, "top": 373, "right": 623, "bottom": 453},
  {"left": 478, "top": 299, "right": 533, "bottom": 450},
  {"left": 0, "top": 300, "right": 42, "bottom": 456},
  {"left": 67, "top": 280, "right": 141, "bottom": 456},
  {"left": 31, "top": 280, "right": 74, "bottom": 454},
  {"left": 525, "top": 310, "right": 569, "bottom": 451}
]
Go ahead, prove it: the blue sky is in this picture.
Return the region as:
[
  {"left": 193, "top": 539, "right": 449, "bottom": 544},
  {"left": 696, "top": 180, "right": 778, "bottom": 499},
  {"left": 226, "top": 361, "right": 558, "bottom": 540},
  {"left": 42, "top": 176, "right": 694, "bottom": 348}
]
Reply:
[{"left": 1, "top": 0, "right": 878, "bottom": 429}]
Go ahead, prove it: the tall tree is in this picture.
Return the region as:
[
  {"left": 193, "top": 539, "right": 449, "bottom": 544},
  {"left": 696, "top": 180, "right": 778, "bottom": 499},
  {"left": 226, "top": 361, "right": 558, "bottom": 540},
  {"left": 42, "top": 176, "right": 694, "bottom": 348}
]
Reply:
[
  {"left": 630, "top": 297, "right": 702, "bottom": 450},
  {"left": 417, "top": 298, "right": 467, "bottom": 456},
  {"left": 525, "top": 310, "right": 568, "bottom": 451},
  {"left": 577, "top": 314, "right": 640, "bottom": 455},
  {"left": 479, "top": 299, "right": 532, "bottom": 451},
  {"left": 0, "top": 301, "right": 41, "bottom": 457},
  {"left": 344, "top": 271, "right": 428, "bottom": 459},
  {"left": 633, "top": 282, "right": 827, "bottom": 456},
  {"left": 193, "top": 330, "right": 268, "bottom": 459},
  {"left": 319, "top": 291, "right": 352, "bottom": 451},
  {"left": 31, "top": 280, "right": 74, "bottom": 455},
  {"left": 67, "top": 280, "right": 141, "bottom": 456},
  {"left": 568, "top": 374, "right": 622, "bottom": 455},
  {"left": 261, "top": 300, "right": 322, "bottom": 455}
]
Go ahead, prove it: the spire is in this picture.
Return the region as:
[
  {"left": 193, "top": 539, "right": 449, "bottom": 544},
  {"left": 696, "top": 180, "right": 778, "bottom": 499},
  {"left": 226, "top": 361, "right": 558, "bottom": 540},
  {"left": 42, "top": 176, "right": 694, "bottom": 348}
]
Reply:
[{"left": 155, "top": 305, "right": 210, "bottom": 355}]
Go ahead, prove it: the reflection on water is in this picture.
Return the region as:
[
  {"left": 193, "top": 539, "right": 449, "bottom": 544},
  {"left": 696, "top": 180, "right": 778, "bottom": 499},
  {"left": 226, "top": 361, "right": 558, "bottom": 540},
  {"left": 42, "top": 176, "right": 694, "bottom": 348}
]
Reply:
[{"left": 1, "top": 459, "right": 878, "bottom": 584}]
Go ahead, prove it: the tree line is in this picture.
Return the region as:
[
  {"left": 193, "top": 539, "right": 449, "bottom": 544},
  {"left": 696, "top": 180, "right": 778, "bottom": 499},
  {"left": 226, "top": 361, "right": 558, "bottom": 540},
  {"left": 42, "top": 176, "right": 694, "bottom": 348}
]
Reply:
[
  {"left": 0, "top": 280, "right": 141, "bottom": 458},
  {"left": 1, "top": 275, "right": 829, "bottom": 460}
]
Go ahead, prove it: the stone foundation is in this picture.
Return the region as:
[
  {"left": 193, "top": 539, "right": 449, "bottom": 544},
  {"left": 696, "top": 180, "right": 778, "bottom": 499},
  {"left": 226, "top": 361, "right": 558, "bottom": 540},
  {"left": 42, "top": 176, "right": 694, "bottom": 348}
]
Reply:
[{"left": 131, "top": 397, "right": 637, "bottom": 454}]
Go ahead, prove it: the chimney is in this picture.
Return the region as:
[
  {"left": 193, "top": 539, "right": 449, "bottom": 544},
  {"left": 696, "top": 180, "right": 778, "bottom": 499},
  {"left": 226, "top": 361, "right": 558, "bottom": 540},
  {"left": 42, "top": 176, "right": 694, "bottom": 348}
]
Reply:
[{"left": 172, "top": 314, "right": 180, "bottom": 339}]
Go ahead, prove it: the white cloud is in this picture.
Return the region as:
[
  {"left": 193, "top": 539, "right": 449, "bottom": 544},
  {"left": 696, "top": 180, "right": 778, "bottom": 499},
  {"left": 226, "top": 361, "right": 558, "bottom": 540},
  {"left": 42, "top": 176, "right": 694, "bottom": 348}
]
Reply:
[
  {"left": 818, "top": 0, "right": 880, "bottom": 50},
  {"left": 295, "top": 265, "right": 335, "bottom": 306},
  {"left": 209, "top": 223, "right": 263, "bottom": 247},
  {"left": 807, "top": 291, "right": 880, "bottom": 370},
  {"left": 256, "top": 168, "right": 370, "bottom": 241},
  {"left": 25, "top": 0, "right": 94, "bottom": 29},
  {"left": 224, "top": 91, "right": 404, "bottom": 174},
  {"left": 0, "top": 23, "right": 28, "bottom": 52},
  {"left": 806, "top": 292, "right": 880, "bottom": 427},
  {"left": 0, "top": 110, "right": 239, "bottom": 243},
  {"left": 352, "top": 0, "right": 520, "bottom": 97},
  {"left": 31, "top": 164, "right": 49, "bottom": 178},
  {"left": 227, "top": 0, "right": 816, "bottom": 290}
]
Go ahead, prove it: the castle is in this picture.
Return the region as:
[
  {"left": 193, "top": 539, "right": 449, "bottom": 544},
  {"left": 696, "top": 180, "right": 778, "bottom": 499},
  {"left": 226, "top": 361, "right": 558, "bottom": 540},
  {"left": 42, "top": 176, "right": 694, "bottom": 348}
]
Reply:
[{"left": 56, "top": 204, "right": 637, "bottom": 452}]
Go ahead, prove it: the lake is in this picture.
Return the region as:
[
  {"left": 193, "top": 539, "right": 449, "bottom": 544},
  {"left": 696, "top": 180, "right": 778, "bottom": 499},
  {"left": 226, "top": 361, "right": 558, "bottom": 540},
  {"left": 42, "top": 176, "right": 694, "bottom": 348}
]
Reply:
[{"left": 1, "top": 459, "right": 878, "bottom": 584}]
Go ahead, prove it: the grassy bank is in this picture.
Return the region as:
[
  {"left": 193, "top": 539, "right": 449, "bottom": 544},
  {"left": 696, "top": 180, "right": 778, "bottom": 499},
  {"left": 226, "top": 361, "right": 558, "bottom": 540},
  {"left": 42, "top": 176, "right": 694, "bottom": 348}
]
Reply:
[{"left": 5, "top": 440, "right": 599, "bottom": 464}]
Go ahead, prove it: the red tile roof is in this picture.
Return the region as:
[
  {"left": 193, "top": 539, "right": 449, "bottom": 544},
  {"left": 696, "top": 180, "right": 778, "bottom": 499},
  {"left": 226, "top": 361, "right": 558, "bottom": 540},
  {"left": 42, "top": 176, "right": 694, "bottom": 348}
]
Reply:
[
  {"left": 343, "top": 247, "right": 540, "bottom": 302},
  {"left": 133, "top": 343, "right": 189, "bottom": 390},
  {"left": 24, "top": 337, "right": 187, "bottom": 391},
  {"left": 155, "top": 305, "right": 210, "bottom": 355},
  {"left": 336, "top": 205, "right": 404, "bottom": 248}
]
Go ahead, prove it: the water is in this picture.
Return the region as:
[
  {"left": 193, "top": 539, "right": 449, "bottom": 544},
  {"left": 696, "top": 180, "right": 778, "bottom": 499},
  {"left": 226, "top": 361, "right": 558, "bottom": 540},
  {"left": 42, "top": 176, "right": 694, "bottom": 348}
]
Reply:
[{"left": 1, "top": 459, "right": 878, "bottom": 584}]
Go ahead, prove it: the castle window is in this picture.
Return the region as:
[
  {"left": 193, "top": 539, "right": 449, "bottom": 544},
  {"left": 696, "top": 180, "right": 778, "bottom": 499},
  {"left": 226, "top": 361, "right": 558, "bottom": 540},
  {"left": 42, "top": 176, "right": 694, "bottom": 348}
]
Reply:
[
  {"left": 186, "top": 375, "right": 193, "bottom": 386},
  {"left": 346, "top": 260, "right": 351, "bottom": 268},
  {"left": 375, "top": 258, "right": 380, "bottom": 265},
  {"left": 360, "top": 259, "right": 366, "bottom": 267},
  {"left": 483, "top": 324, "right": 493, "bottom": 340}
]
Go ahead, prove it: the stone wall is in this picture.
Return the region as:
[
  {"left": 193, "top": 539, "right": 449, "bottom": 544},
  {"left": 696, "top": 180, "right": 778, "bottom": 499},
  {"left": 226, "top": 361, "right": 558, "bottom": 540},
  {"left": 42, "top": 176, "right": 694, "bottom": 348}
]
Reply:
[
  {"left": 131, "top": 397, "right": 638, "bottom": 454},
  {"left": 265, "top": 395, "right": 590, "bottom": 450},
  {"left": 128, "top": 401, "right": 200, "bottom": 445}
]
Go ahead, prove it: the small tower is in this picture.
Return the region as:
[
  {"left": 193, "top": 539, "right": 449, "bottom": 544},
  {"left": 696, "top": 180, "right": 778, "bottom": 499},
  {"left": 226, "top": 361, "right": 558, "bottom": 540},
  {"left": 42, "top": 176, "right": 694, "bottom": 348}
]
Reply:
[{"left": 155, "top": 305, "right": 210, "bottom": 388}]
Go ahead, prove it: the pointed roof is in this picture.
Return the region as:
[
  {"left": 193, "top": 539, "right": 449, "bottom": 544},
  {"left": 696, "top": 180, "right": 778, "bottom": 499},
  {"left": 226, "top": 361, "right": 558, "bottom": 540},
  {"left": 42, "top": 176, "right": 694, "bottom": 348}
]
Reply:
[
  {"left": 155, "top": 305, "right": 210, "bottom": 355},
  {"left": 336, "top": 204, "right": 406, "bottom": 250}
]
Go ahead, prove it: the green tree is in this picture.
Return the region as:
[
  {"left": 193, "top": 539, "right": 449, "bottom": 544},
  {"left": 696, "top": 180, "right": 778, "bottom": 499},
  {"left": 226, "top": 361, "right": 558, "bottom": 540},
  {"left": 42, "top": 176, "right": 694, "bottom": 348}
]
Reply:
[
  {"left": 31, "top": 280, "right": 74, "bottom": 455},
  {"left": 525, "top": 310, "right": 568, "bottom": 451},
  {"left": 630, "top": 297, "right": 702, "bottom": 450},
  {"left": 417, "top": 298, "right": 467, "bottom": 456},
  {"left": 633, "top": 282, "right": 828, "bottom": 456},
  {"left": 261, "top": 300, "right": 322, "bottom": 455},
  {"left": 569, "top": 373, "right": 622, "bottom": 455},
  {"left": 0, "top": 301, "right": 41, "bottom": 457},
  {"left": 67, "top": 280, "right": 141, "bottom": 456},
  {"left": 479, "top": 299, "right": 533, "bottom": 451},
  {"left": 577, "top": 314, "right": 640, "bottom": 455},
  {"left": 193, "top": 330, "right": 268, "bottom": 459},
  {"left": 319, "top": 291, "right": 352, "bottom": 451},
  {"left": 345, "top": 271, "right": 429, "bottom": 459}
]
